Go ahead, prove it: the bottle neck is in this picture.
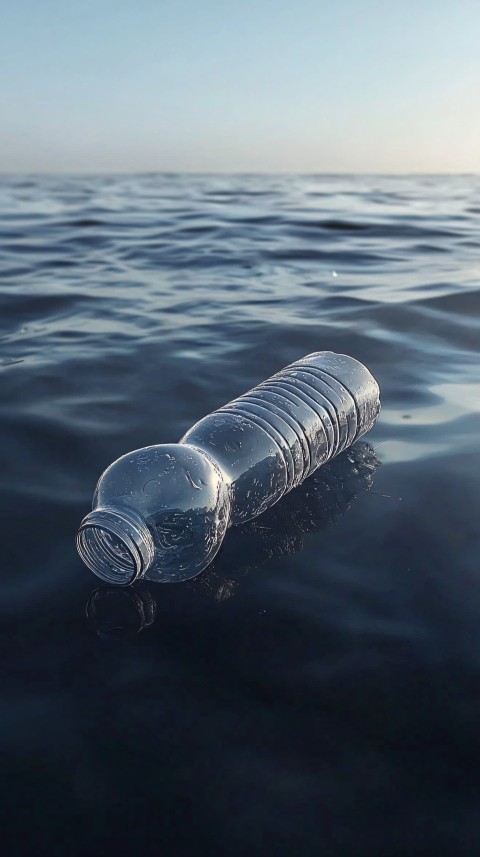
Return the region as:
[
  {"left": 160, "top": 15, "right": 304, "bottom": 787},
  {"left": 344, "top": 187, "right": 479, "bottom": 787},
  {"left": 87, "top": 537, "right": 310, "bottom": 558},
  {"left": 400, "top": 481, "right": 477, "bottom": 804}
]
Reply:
[{"left": 77, "top": 506, "right": 155, "bottom": 585}]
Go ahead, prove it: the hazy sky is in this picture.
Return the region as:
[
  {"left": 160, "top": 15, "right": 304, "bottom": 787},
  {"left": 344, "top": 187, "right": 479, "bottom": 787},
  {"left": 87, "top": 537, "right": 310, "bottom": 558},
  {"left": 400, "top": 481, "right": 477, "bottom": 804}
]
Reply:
[{"left": 1, "top": 0, "right": 479, "bottom": 173}]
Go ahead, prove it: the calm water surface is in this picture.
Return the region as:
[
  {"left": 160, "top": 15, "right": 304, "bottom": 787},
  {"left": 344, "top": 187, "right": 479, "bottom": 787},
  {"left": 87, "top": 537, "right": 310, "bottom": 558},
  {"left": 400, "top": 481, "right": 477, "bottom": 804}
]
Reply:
[{"left": 1, "top": 174, "right": 479, "bottom": 856}]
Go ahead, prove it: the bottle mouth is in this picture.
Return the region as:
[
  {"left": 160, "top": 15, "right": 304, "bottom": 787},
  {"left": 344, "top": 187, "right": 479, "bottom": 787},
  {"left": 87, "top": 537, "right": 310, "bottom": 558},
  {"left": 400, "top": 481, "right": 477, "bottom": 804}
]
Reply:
[{"left": 76, "top": 507, "right": 154, "bottom": 585}]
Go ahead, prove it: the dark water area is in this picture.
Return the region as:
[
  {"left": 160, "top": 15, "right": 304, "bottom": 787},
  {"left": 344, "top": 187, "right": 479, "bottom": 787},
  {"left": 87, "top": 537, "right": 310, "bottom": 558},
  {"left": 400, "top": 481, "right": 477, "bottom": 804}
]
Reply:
[{"left": 1, "top": 173, "right": 479, "bottom": 856}]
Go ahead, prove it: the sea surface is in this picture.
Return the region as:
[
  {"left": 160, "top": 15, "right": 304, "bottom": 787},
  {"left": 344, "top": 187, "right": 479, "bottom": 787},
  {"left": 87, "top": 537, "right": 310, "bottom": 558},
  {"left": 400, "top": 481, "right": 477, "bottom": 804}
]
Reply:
[{"left": 1, "top": 174, "right": 479, "bottom": 856}]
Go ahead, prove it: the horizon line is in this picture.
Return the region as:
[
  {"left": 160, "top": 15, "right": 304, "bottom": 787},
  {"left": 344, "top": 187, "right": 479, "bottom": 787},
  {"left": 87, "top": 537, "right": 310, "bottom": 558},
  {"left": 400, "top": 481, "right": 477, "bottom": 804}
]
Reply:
[{"left": 0, "top": 170, "right": 479, "bottom": 178}]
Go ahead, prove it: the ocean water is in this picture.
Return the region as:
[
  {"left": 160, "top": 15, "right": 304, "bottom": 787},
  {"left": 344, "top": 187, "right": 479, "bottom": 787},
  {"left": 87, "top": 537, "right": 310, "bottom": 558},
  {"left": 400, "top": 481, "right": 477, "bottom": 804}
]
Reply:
[{"left": 1, "top": 173, "right": 479, "bottom": 856}]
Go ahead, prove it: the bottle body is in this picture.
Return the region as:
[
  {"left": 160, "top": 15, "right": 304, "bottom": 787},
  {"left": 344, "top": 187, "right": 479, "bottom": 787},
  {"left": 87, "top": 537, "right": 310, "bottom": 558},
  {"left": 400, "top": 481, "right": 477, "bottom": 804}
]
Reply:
[
  {"left": 77, "top": 351, "right": 380, "bottom": 584},
  {"left": 181, "top": 351, "right": 380, "bottom": 524}
]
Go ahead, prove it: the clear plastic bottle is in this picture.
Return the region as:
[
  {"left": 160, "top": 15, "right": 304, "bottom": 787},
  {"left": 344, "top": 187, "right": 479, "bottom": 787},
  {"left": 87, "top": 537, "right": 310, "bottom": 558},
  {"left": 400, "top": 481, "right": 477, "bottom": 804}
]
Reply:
[{"left": 77, "top": 351, "right": 380, "bottom": 585}]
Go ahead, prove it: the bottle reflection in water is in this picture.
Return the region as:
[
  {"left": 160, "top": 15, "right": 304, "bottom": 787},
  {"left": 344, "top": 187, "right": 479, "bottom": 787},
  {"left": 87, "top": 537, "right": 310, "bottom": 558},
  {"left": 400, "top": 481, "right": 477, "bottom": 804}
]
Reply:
[
  {"left": 86, "top": 585, "right": 156, "bottom": 639},
  {"left": 86, "top": 442, "right": 380, "bottom": 637}
]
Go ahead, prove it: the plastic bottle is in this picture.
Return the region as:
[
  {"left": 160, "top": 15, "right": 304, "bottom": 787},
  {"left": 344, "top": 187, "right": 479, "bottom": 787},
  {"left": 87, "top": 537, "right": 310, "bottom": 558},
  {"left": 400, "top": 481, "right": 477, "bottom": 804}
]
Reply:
[{"left": 76, "top": 351, "right": 380, "bottom": 585}]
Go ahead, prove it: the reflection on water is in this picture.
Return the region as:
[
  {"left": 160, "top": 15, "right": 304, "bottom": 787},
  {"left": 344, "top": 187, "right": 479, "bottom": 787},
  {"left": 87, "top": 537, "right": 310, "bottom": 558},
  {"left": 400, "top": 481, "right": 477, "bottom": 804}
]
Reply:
[
  {"left": 87, "top": 442, "right": 380, "bottom": 636},
  {"left": 87, "top": 585, "right": 157, "bottom": 638}
]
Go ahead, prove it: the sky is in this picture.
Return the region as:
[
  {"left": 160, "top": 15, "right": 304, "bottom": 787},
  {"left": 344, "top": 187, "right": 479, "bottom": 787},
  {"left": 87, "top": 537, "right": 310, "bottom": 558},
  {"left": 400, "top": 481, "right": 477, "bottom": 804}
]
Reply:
[{"left": 1, "top": 0, "right": 479, "bottom": 173}]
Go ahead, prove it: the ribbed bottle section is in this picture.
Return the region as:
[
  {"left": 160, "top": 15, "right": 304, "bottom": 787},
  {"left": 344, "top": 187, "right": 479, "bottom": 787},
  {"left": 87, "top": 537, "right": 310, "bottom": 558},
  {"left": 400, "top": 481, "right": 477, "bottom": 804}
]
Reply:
[
  {"left": 181, "top": 351, "right": 380, "bottom": 525},
  {"left": 219, "top": 351, "right": 380, "bottom": 490}
]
